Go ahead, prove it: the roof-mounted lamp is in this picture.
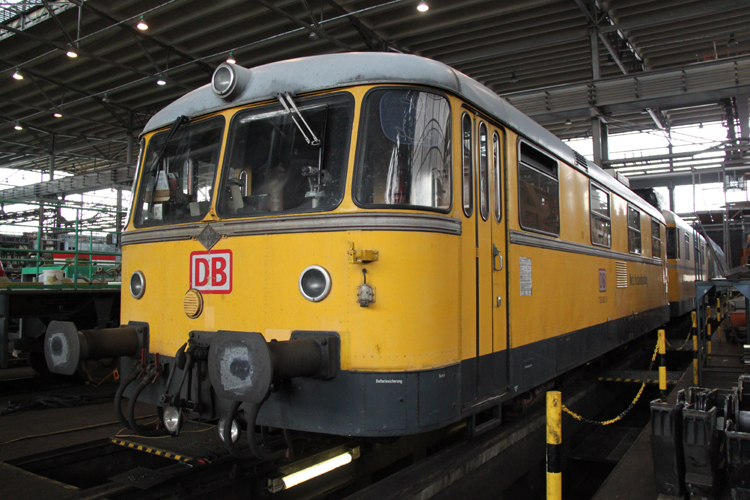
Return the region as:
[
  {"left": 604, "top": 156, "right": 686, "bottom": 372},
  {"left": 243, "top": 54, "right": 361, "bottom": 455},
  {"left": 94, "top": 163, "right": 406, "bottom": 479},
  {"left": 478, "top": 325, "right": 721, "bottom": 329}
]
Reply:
[
  {"left": 417, "top": 1, "right": 429, "bottom": 12},
  {"left": 137, "top": 16, "right": 148, "bottom": 31}
]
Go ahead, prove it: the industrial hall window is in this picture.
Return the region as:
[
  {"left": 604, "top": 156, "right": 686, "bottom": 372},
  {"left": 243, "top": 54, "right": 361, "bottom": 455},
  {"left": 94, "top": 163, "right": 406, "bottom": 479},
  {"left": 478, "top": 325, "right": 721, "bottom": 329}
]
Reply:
[
  {"left": 627, "top": 205, "right": 641, "bottom": 254},
  {"left": 651, "top": 219, "right": 662, "bottom": 258},
  {"left": 518, "top": 142, "right": 559, "bottom": 235},
  {"left": 590, "top": 183, "right": 611, "bottom": 248},
  {"left": 666, "top": 227, "right": 679, "bottom": 259}
]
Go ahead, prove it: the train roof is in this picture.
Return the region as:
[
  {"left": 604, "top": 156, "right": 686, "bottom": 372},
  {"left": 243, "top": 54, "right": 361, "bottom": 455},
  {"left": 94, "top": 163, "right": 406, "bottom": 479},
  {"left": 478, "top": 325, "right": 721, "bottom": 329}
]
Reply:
[{"left": 143, "top": 52, "right": 662, "bottom": 222}]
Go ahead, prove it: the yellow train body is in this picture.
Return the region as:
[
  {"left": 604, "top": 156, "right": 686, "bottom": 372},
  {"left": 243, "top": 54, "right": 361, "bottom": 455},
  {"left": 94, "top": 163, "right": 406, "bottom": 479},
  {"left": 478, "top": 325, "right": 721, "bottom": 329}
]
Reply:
[{"left": 113, "top": 53, "right": 671, "bottom": 437}]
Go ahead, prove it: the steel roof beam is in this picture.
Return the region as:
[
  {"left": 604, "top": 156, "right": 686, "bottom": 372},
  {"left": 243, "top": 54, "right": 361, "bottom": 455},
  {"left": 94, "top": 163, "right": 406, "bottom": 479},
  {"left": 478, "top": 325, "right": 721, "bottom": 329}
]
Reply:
[{"left": 600, "top": 0, "right": 750, "bottom": 34}]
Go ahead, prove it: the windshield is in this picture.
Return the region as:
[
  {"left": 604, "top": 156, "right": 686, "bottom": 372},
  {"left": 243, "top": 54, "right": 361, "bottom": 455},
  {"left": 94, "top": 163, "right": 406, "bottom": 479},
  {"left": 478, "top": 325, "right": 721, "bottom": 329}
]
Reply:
[
  {"left": 134, "top": 116, "right": 225, "bottom": 227},
  {"left": 217, "top": 93, "right": 353, "bottom": 217},
  {"left": 354, "top": 88, "right": 452, "bottom": 211}
]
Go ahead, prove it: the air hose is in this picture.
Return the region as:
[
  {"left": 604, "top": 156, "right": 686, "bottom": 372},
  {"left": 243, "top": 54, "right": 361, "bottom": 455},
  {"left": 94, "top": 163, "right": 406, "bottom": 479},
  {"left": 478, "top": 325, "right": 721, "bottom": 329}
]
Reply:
[
  {"left": 114, "top": 369, "right": 140, "bottom": 430},
  {"left": 126, "top": 368, "right": 166, "bottom": 437}
]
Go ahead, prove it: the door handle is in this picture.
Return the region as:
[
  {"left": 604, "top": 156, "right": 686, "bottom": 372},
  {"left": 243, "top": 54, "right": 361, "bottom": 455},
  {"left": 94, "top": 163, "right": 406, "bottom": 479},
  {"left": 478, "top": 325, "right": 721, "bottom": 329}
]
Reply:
[{"left": 493, "top": 244, "right": 503, "bottom": 271}]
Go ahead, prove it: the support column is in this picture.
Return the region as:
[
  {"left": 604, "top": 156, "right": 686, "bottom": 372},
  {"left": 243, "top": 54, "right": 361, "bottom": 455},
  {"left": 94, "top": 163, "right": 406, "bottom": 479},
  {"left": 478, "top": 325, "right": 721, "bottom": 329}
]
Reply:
[
  {"left": 668, "top": 181, "right": 675, "bottom": 212},
  {"left": 591, "top": 116, "right": 609, "bottom": 167},
  {"left": 738, "top": 94, "right": 749, "bottom": 141},
  {"left": 589, "top": 0, "right": 600, "bottom": 80}
]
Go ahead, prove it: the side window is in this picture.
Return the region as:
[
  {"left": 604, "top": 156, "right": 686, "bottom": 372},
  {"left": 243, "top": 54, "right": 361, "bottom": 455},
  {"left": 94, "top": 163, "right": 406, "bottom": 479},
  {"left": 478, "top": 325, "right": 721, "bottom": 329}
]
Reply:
[
  {"left": 590, "top": 183, "right": 611, "bottom": 248},
  {"left": 462, "top": 113, "right": 473, "bottom": 217},
  {"left": 493, "top": 132, "right": 502, "bottom": 222},
  {"left": 666, "top": 227, "right": 677, "bottom": 259},
  {"left": 684, "top": 233, "right": 690, "bottom": 261},
  {"left": 518, "top": 141, "right": 560, "bottom": 235},
  {"left": 651, "top": 219, "right": 662, "bottom": 259},
  {"left": 478, "top": 122, "right": 489, "bottom": 221},
  {"left": 628, "top": 205, "right": 641, "bottom": 254}
]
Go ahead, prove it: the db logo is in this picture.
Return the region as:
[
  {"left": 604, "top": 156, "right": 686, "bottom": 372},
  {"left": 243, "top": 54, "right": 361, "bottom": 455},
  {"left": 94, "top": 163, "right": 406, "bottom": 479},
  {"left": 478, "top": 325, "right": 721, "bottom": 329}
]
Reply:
[
  {"left": 599, "top": 269, "right": 607, "bottom": 293},
  {"left": 190, "top": 250, "right": 232, "bottom": 294}
]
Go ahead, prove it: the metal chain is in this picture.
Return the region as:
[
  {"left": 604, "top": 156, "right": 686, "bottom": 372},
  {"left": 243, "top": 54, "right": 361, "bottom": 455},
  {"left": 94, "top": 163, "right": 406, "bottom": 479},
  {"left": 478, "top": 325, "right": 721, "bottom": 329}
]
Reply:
[{"left": 561, "top": 339, "right": 659, "bottom": 426}]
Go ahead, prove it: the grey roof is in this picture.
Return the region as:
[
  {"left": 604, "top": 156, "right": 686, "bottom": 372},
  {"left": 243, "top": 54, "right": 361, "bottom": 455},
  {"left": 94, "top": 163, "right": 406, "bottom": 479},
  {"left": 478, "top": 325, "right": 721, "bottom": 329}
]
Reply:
[{"left": 144, "top": 51, "right": 662, "bottom": 221}]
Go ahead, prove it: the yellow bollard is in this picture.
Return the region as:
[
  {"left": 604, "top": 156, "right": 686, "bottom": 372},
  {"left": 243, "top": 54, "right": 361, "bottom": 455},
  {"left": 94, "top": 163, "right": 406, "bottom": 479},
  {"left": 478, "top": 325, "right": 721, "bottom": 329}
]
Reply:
[
  {"left": 716, "top": 298, "right": 722, "bottom": 342},
  {"left": 658, "top": 329, "right": 667, "bottom": 401},
  {"left": 692, "top": 311, "right": 699, "bottom": 385},
  {"left": 707, "top": 322, "right": 712, "bottom": 355},
  {"left": 547, "top": 391, "right": 562, "bottom": 500}
]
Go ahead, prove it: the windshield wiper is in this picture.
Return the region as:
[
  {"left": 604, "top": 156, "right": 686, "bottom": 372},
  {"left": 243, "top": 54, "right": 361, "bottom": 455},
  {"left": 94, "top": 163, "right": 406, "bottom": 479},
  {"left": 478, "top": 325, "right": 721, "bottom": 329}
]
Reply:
[
  {"left": 276, "top": 93, "right": 320, "bottom": 146},
  {"left": 147, "top": 115, "right": 189, "bottom": 213},
  {"left": 148, "top": 115, "right": 190, "bottom": 174}
]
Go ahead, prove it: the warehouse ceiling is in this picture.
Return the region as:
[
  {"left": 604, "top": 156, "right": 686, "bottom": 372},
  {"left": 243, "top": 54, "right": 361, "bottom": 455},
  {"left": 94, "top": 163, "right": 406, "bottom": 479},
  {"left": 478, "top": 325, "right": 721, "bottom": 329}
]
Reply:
[{"left": 1, "top": 0, "right": 749, "bottom": 188}]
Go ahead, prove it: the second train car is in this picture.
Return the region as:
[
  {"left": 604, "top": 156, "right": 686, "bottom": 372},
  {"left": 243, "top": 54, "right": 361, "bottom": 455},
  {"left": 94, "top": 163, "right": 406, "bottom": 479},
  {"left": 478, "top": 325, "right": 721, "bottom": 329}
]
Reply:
[{"left": 45, "top": 53, "right": 670, "bottom": 457}]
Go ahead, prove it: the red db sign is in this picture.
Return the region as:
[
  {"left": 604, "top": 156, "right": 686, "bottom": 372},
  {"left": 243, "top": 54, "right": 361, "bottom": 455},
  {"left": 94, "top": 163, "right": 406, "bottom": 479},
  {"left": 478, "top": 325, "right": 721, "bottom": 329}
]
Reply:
[{"left": 190, "top": 250, "right": 232, "bottom": 294}]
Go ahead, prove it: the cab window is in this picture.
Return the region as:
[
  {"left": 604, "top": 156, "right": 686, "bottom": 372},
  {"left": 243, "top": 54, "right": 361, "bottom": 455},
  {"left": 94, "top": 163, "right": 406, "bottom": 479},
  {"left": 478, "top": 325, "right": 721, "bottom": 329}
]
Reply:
[
  {"left": 355, "top": 89, "right": 452, "bottom": 212},
  {"left": 518, "top": 142, "right": 559, "bottom": 235}
]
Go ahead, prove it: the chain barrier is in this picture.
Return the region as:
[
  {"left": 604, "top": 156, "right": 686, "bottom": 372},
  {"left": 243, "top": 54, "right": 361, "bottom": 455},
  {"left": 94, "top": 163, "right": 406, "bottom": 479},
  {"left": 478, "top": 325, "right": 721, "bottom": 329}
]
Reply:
[{"left": 561, "top": 339, "right": 659, "bottom": 426}]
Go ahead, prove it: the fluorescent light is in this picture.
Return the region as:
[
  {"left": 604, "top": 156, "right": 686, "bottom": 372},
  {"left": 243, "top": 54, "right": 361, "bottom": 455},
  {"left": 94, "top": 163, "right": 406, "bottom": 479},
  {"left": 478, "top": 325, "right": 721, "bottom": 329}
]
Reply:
[
  {"left": 54, "top": 112, "right": 62, "bottom": 118},
  {"left": 270, "top": 449, "right": 357, "bottom": 492},
  {"left": 417, "top": 1, "right": 429, "bottom": 12},
  {"left": 14, "top": 122, "right": 22, "bottom": 131},
  {"left": 156, "top": 79, "right": 166, "bottom": 86},
  {"left": 226, "top": 52, "right": 236, "bottom": 64},
  {"left": 12, "top": 69, "right": 23, "bottom": 80},
  {"left": 137, "top": 16, "right": 148, "bottom": 30},
  {"left": 66, "top": 50, "right": 78, "bottom": 58}
]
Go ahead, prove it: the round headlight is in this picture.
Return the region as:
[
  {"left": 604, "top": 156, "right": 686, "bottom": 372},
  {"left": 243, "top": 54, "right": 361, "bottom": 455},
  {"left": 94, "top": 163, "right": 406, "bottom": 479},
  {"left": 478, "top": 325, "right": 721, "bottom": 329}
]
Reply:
[
  {"left": 163, "top": 406, "right": 182, "bottom": 435},
  {"left": 218, "top": 416, "right": 240, "bottom": 443},
  {"left": 212, "top": 63, "right": 236, "bottom": 97},
  {"left": 299, "top": 265, "right": 331, "bottom": 302},
  {"left": 130, "top": 271, "right": 145, "bottom": 299}
]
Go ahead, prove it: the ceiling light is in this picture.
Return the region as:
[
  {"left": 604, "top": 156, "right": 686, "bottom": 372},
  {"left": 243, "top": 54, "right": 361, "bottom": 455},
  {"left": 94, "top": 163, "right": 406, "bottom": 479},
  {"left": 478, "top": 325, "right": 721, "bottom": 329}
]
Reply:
[
  {"left": 156, "top": 78, "right": 166, "bottom": 86},
  {"left": 309, "top": 29, "right": 319, "bottom": 40},
  {"left": 226, "top": 52, "right": 236, "bottom": 64},
  {"left": 564, "top": 118, "right": 572, "bottom": 126},
  {"left": 12, "top": 69, "right": 23, "bottom": 80},
  {"left": 54, "top": 112, "right": 62, "bottom": 118},
  {"left": 14, "top": 121, "right": 22, "bottom": 131},
  {"left": 102, "top": 92, "right": 110, "bottom": 103},
  {"left": 417, "top": 1, "right": 429, "bottom": 12},
  {"left": 728, "top": 33, "right": 738, "bottom": 47},
  {"left": 137, "top": 16, "right": 148, "bottom": 30},
  {"left": 66, "top": 50, "right": 77, "bottom": 58},
  {"left": 509, "top": 71, "right": 518, "bottom": 83}
]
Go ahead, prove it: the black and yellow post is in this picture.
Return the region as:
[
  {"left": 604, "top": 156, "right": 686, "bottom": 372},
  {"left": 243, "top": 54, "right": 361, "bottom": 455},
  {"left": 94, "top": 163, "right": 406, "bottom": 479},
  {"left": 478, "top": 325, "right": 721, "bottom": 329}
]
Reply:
[
  {"left": 692, "top": 311, "right": 699, "bottom": 385},
  {"left": 706, "top": 305, "right": 713, "bottom": 355},
  {"left": 658, "top": 329, "right": 667, "bottom": 401},
  {"left": 547, "top": 391, "right": 562, "bottom": 500},
  {"left": 716, "top": 297, "right": 722, "bottom": 342}
]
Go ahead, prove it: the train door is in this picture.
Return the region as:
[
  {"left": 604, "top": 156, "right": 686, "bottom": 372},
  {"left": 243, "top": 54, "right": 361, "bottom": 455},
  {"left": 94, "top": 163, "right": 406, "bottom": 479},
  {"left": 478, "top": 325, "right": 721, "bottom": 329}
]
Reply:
[
  {"left": 460, "top": 112, "right": 508, "bottom": 407},
  {"left": 489, "top": 127, "right": 508, "bottom": 394},
  {"left": 475, "top": 119, "right": 494, "bottom": 401}
]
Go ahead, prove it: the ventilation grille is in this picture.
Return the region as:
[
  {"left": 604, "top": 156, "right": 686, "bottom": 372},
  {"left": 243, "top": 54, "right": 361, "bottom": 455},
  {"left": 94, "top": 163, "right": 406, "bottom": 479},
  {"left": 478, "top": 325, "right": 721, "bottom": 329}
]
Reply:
[
  {"left": 616, "top": 261, "right": 628, "bottom": 288},
  {"left": 574, "top": 151, "right": 588, "bottom": 170}
]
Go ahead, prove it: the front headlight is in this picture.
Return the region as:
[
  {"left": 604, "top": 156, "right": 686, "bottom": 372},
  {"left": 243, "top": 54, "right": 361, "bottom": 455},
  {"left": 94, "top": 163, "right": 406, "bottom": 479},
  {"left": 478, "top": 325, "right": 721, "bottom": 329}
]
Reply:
[
  {"left": 212, "top": 63, "right": 236, "bottom": 97},
  {"left": 163, "top": 406, "right": 182, "bottom": 435},
  {"left": 299, "top": 265, "right": 331, "bottom": 302},
  {"left": 130, "top": 271, "right": 145, "bottom": 299}
]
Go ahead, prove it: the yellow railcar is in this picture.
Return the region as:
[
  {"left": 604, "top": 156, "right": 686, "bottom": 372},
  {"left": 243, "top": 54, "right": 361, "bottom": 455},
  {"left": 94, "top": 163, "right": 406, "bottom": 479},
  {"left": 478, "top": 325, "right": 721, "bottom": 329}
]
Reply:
[
  {"left": 44, "top": 53, "right": 669, "bottom": 458},
  {"left": 663, "top": 209, "right": 709, "bottom": 317}
]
